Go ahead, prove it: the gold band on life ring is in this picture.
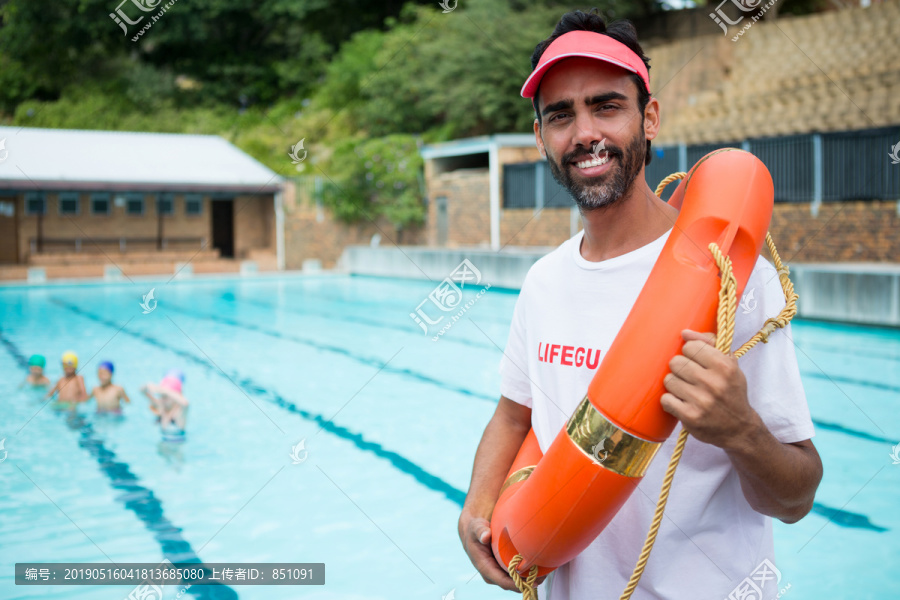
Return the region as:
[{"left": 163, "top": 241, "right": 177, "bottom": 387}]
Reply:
[
  {"left": 499, "top": 466, "right": 536, "bottom": 497},
  {"left": 566, "top": 396, "right": 663, "bottom": 478}
]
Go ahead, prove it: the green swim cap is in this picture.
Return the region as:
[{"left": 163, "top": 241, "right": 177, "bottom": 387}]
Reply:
[{"left": 28, "top": 354, "right": 46, "bottom": 368}]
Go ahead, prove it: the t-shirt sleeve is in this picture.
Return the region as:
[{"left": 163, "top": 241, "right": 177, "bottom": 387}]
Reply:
[
  {"left": 499, "top": 284, "right": 534, "bottom": 408},
  {"left": 732, "top": 258, "right": 816, "bottom": 444}
]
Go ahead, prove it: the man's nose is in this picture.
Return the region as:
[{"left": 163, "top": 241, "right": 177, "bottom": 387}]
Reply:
[{"left": 570, "top": 110, "right": 604, "bottom": 155}]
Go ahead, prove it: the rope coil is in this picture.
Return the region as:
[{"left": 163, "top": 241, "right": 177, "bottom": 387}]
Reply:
[
  {"left": 507, "top": 555, "right": 539, "bottom": 600},
  {"left": 507, "top": 172, "right": 798, "bottom": 600}
]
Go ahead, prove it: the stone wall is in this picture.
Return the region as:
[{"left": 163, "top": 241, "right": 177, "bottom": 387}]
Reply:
[
  {"left": 769, "top": 201, "right": 900, "bottom": 262},
  {"left": 282, "top": 181, "right": 424, "bottom": 270}
]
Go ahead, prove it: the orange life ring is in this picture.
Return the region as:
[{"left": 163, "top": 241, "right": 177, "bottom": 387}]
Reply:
[{"left": 491, "top": 149, "right": 775, "bottom": 578}]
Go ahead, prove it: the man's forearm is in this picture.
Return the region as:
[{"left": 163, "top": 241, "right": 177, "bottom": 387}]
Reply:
[
  {"left": 461, "top": 407, "right": 531, "bottom": 526},
  {"left": 724, "top": 413, "right": 822, "bottom": 523}
]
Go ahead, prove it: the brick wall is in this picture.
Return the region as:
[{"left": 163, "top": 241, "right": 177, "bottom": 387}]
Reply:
[
  {"left": 15, "top": 192, "right": 211, "bottom": 260},
  {"left": 12, "top": 191, "right": 279, "bottom": 263},
  {"left": 161, "top": 194, "right": 209, "bottom": 241},
  {"left": 425, "top": 169, "right": 492, "bottom": 247},
  {"left": 283, "top": 185, "right": 424, "bottom": 269},
  {"left": 423, "top": 156, "right": 580, "bottom": 249},
  {"left": 501, "top": 207, "right": 577, "bottom": 248},
  {"left": 233, "top": 194, "right": 274, "bottom": 259},
  {"left": 498, "top": 202, "right": 900, "bottom": 262},
  {"left": 499, "top": 146, "right": 542, "bottom": 165},
  {"left": 770, "top": 201, "right": 900, "bottom": 262},
  {"left": 422, "top": 166, "right": 900, "bottom": 261}
]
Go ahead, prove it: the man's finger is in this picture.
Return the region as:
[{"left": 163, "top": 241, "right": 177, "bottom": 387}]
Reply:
[
  {"left": 661, "top": 392, "right": 700, "bottom": 423},
  {"left": 682, "top": 329, "right": 716, "bottom": 345},
  {"left": 477, "top": 525, "right": 491, "bottom": 545},
  {"left": 474, "top": 550, "right": 518, "bottom": 591},
  {"left": 663, "top": 372, "right": 695, "bottom": 402},
  {"left": 682, "top": 339, "right": 727, "bottom": 370},
  {"left": 668, "top": 354, "right": 706, "bottom": 385}
]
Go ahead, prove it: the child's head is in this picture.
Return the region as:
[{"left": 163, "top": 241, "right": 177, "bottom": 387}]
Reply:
[
  {"left": 97, "top": 361, "right": 114, "bottom": 384},
  {"left": 28, "top": 354, "right": 46, "bottom": 376},
  {"left": 61, "top": 351, "right": 78, "bottom": 375},
  {"left": 159, "top": 375, "right": 182, "bottom": 397}
]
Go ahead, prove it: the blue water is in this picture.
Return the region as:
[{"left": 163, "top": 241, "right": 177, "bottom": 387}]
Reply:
[{"left": 0, "top": 274, "right": 897, "bottom": 599}]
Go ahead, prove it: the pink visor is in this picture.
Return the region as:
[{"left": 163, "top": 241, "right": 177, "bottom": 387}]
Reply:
[{"left": 521, "top": 30, "right": 650, "bottom": 99}]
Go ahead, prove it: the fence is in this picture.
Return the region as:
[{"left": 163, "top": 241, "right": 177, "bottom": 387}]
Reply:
[{"left": 504, "top": 125, "right": 900, "bottom": 208}]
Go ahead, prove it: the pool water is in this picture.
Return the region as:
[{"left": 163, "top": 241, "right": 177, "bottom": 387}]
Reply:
[{"left": 0, "top": 274, "right": 897, "bottom": 599}]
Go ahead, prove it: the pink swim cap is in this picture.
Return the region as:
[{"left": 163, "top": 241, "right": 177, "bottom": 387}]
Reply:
[{"left": 160, "top": 375, "right": 183, "bottom": 395}]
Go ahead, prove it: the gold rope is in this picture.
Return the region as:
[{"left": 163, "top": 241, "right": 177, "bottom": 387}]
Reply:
[
  {"left": 616, "top": 173, "right": 797, "bottom": 599},
  {"left": 507, "top": 173, "right": 798, "bottom": 599},
  {"left": 654, "top": 172, "right": 688, "bottom": 197},
  {"left": 507, "top": 555, "right": 539, "bottom": 600}
]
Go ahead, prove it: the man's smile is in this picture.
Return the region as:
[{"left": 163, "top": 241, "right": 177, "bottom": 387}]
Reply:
[{"left": 571, "top": 149, "right": 612, "bottom": 176}]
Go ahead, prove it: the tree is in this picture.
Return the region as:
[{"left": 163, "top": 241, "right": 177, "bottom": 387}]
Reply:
[{"left": 318, "top": 134, "right": 425, "bottom": 233}]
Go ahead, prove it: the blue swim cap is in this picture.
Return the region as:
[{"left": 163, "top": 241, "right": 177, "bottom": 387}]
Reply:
[
  {"left": 98, "top": 361, "right": 114, "bottom": 373},
  {"left": 28, "top": 354, "right": 46, "bottom": 368},
  {"left": 165, "top": 368, "right": 185, "bottom": 383}
]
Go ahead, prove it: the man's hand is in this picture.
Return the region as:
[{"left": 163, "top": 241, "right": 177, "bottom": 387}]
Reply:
[
  {"left": 660, "top": 329, "right": 822, "bottom": 522},
  {"left": 661, "top": 329, "right": 761, "bottom": 450},
  {"left": 458, "top": 512, "right": 519, "bottom": 591}
]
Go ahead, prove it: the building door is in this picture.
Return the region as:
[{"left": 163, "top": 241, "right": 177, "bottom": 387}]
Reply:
[
  {"left": 436, "top": 196, "right": 448, "bottom": 246},
  {"left": 0, "top": 198, "right": 18, "bottom": 263},
  {"left": 211, "top": 199, "right": 234, "bottom": 258}
]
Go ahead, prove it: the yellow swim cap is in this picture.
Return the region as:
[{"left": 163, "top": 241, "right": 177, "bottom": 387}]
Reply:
[{"left": 61, "top": 351, "right": 78, "bottom": 368}]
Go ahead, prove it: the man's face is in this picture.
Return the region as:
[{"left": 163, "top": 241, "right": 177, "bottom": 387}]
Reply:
[{"left": 534, "top": 58, "right": 653, "bottom": 211}]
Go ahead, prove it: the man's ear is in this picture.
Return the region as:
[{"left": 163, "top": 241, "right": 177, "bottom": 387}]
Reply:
[
  {"left": 644, "top": 96, "right": 660, "bottom": 142},
  {"left": 533, "top": 119, "right": 546, "bottom": 158}
]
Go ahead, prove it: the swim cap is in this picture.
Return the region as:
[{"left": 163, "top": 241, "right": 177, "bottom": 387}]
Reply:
[
  {"left": 98, "top": 361, "right": 114, "bottom": 373},
  {"left": 165, "top": 369, "right": 185, "bottom": 383},
  {"left": 28, "top": 354, "right": 46, "bottom": 368},
  {"left": 62, "top": 351, "right": 78, "bottom": 368},
  {"left": 160, "top": 375, "right": 183, "bottom": 395}
]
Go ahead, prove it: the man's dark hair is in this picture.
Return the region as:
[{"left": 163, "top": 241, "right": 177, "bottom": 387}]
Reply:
[{"left": 531, "top": 9, "right": 653, "bottom": 165}]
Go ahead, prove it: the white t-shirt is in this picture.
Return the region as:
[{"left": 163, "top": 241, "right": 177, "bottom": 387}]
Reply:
[{"left": 499, "top": 228, "right": 815, "bottom": 600}]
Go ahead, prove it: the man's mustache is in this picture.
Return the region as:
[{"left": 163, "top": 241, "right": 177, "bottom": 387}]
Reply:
[{"left": 564, "top": 145, "right": 622, "bottom": 164}]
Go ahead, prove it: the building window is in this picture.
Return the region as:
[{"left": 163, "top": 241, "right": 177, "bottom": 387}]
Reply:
[
  {"left": 91, "top": 193, "right": 111, "bottom": 215},
  {"left": 184, "top": 194, "right": 203, "bottom": 215},
  {"left": 25, "top": 192, "right": 46, "bottom": 215},
  {"left": 126, "top": 194, "right": 144, "bottom": 215},
  {"left": 157, "top": 193, "right": 174, "bottom": 215},
  {"left": 58, "top": 192, "right": 80, "bottom": 216}
]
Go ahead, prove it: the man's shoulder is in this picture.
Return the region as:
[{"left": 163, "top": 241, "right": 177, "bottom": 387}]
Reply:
[
  {"left": 747, "top": 256, "right": 787, "bottom": 304},
  {"left": 521, "top": 233, "right": 579, "bottom": 291}
]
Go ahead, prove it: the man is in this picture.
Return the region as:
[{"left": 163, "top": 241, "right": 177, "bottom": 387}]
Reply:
[{"left": 458, "top": 10, "right": 822, "bottom": 599}]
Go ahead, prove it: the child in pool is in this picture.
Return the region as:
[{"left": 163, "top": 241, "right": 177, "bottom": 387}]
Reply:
[
  {"left": 46, "top": 351, "right": 88, "bottom": 409},
  {"left": 146, "top": 369, "right": 184, "bottom": 420},
  {"left": 141, "top": 375, "right": 188, "bottom": 439},
  {"left": 88, "top": 361, "right": 130, "bottom": 414},
  {"left": 21, "top": 354, "right": 51, "bottom": 387}
]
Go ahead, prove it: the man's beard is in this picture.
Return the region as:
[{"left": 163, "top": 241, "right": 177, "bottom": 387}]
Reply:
[{"left": 546, "top": 129, "right": 646, "bottom": 211}]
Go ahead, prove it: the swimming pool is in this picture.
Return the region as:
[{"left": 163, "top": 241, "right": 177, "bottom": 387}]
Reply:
[{"left": 0, "top": 274, "right": 897, "bottom": 599}]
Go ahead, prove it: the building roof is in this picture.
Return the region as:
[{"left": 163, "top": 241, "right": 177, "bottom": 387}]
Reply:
[
  {"left": 0, "top": 126, "right": 283, "bottom": 193},
  {"left": 420, "top": 134, "right": 536, "bottom": 159}
]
